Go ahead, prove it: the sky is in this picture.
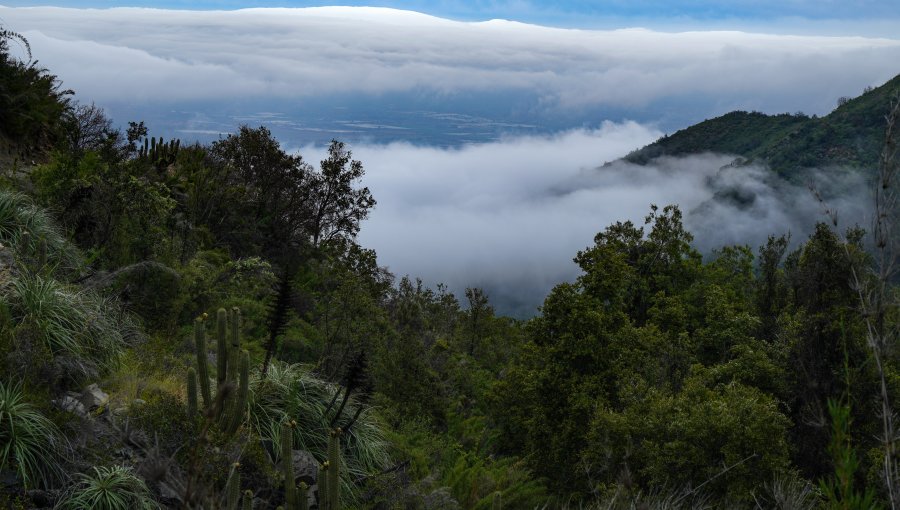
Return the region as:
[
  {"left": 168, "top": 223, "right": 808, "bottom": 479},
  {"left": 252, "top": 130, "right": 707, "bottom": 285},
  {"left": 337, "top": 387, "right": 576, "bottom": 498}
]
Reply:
[
  {"left": 1, "top": 2, "right": 897, "bottom": 314},
  {"left": 4, "top": 1, "right": 900, "bottom": 34}
]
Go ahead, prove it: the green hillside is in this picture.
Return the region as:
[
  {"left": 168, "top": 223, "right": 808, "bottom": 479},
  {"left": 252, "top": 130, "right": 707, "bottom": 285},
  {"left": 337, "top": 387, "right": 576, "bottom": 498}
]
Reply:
[{"left": 624, "top": 73, "right": 900, "bottom": 176}]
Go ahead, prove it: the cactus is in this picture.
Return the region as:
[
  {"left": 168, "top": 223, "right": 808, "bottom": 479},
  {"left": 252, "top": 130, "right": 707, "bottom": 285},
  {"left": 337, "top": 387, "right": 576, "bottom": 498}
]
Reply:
[
  {"left": 226, "top": 463, "right": 241, "bottom": 510},
  {"left": 318, "top": 464, "right": 328, "bottom": 510},
  {"left": 228, "top": 308, "right": 241, "bottom": 385},
  {"left": 282, "top": 420, "right": 297, "bottom": 510},
  {"left": 492, "top": 491, "right": 502, "bottom": 510},
  {"left": 194, "top": 316, "right": 211, "bottom": 408},
  {"left": 188, "top": 308, "right": 248, "bottom": 435},
  {"left": 216, "top": 308, "right": 228, "bottom": 387},
  {"left": 298, "top": 482, "right": 309, "bottom": 510},
  {"left": 187, "top": 367, "right": 198, "bottom": 417},
  {"left": 226, "top": 350, "right": 250, "bottom": 435},
  {"left": 138, "top": 135, "right": 180, "bottom": 167},
  {"left": 242, "top": 489, "right": 253, "bottom": 510},
  {"left": 327, "top": 429, "right": 341, "bottom": 510}
]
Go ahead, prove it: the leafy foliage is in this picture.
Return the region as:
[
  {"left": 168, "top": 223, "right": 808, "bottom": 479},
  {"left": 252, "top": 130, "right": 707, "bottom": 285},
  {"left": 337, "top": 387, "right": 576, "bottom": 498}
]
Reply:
[
  {"left": 58, "top": 465, "right": 157, "bottom": 510},
  {"left": 0, "top": 381, "right": 63, "bottom": 489}
]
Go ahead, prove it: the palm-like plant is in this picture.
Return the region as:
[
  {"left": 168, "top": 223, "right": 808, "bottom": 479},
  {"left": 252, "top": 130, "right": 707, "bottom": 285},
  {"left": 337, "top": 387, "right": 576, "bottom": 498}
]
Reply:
[
  {"left": 0, "top": 380, "right": 64, "bottom": 489},
  {"left": 0, "top": 189, "right": 80, "bottom": 272},
  {"left": 57, "top": 465, "right": 158, "bottom": 510},
  {"left": 9, "top": 273, "right": 138, "bottom": 381},
  {"left": 249, "top": 361, "right": 390, "bottom": 502}
]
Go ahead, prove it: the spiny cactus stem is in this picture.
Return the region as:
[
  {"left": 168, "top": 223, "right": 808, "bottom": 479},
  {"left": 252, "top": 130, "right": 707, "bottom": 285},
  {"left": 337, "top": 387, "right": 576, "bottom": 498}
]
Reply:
[
  {"left": 187, "top": 367, "right": 198, "bottom": 417},
  {"left": 282, "top": 420, "right": 297, "bottom": 510},
  {"left": 327, "top": 429, "right": 341, "bottom": 510},
  {"left": 194, "top": 316, "right": 211, "bottom": 408},
  {"left": 217, "top": 307, "right": 228, "bottom": 387},
  {"left": 298, "top": 482, "right": 309, "bottom": 510},
  {"left": 226, "top": 350, "right": 250, "bottom": 435},
  {"left": 226, "top": 463, "right": 241, "bottom": 510}
]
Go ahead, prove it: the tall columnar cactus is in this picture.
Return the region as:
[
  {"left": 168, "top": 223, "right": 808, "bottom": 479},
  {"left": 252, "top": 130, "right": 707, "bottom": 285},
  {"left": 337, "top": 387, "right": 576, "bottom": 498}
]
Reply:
[
  {"left": 228, "top": 308, "right": 241, "bottom": 385},
  {"left": 242, "top": 489, "right": 253, "bottom": 510},
  {"left": 188, "top": 308, "right": 248, "bottom": 435},
  {"left": 217, "top": 308, "right": 228, "bottom": 388},
  {"left": 226, "top": 463, "right": 241, "bottom": 510},
  {"left": 225, "top": 350, "right": 250, "bottom": 435},
  {"left": 187, "top": 367, "right": 198, "bottom": 417},
  {"left": 327, "top": 429, "right": 341, "bottom": 510},
  {"left": 194, "top": 315, "right": 211, "bottom": 408},
  {"left": 492, "top": 491, "right": 502, "bottom": 510},
  {"left": 282, "top": 420, "right": 297, "bottom": 510},
  {"left": 318, "top": 464, "right": 328, "bottom": 510},
  {"left": 298, "top": 482, "right": 309, "bottom": 510}
]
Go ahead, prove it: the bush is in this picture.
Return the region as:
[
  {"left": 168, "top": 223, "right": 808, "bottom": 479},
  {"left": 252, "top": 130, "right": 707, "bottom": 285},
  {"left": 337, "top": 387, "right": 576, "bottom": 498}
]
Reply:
[
  {"left": 6, "top": 274, "right": 138, "bottom": 384},
  {"left": 0, "top": 380, "right": 64, "bottom": 489},
  {"left": 249, "top": 361, "right": 390, "bottom": 503},
  {"left": 57, "top": 465, "right": 157, "bottom": 510}
]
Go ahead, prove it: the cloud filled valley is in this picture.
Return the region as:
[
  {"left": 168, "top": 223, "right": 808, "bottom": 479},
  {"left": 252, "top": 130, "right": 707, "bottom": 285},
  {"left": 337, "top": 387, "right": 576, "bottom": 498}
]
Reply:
[
  {"left": 1, "top": 4, "right": 888, "bottom": 314},
  {"left": 298, "top": 124, "right": 873, "bottom": 316}
]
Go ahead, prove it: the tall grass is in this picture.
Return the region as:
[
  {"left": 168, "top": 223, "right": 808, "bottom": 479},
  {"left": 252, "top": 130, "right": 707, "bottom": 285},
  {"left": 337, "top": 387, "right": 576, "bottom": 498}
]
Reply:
[
  {"left": 0, "top": 189, "right": 79, "bottom": 272},
  {"left": 249, "top": 361, "right": 390, "bottom": 502},
  {"left": 8, "top": 273, "right": 139, "bottom": 381},
  {"left": 0, "top": 380, "right": 64, "bottom": 489},
  {"left": 57, "top": 465, "right": 158, "bottom": 510}
]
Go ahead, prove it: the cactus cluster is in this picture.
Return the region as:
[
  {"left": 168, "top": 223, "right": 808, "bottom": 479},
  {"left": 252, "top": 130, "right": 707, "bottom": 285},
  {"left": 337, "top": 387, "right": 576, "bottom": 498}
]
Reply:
[
  {"left": 138, "top": 136, "right": 180, "bottom": 167},
  {"left": 223, "top": 462, "right": 254, "bottom": 510},
  {"left": 186, "top": 306, "right": 347, "bottom": 509},
  {"left": 186, "top": 307, "right": 249, "bottom": 436},
  {"left": 280, "top": 420, "right": 342, "bottom": 510}
]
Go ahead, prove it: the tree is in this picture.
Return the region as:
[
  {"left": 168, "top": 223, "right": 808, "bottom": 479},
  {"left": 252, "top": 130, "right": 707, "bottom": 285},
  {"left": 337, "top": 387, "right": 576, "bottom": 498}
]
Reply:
[
  {"left": 464, "top": 287, "right": 493, "bottom": 357},
  {"left": 208, "top": 125, "right": 314, "bottom": 260},
  {"left": 306, "top": 140, "right": 376, "bottom": 249}
]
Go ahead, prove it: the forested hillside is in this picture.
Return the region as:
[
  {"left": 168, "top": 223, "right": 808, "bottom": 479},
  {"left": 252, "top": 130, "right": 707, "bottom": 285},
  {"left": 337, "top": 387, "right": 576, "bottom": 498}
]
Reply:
[
  {"left": 624, "top": 73, "right": 900, "bottom": 176},
  {"left": 3, "top": 25, "right": 900, "bottom": 510}
]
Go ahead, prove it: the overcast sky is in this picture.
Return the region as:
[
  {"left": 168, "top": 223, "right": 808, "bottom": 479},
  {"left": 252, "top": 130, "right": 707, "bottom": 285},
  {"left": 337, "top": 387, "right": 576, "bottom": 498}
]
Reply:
[
  {"left": 1, "top": 3, "right": 895, "bottom": 313},
  {"left": 4, "top": 1, "right": 900, "bottom": 34}
]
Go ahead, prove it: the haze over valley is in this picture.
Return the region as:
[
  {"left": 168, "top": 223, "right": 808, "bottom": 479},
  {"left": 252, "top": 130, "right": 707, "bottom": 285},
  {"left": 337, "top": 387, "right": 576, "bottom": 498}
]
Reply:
[{"left": 3, "top": 3, "right": 896, "bottom": 314}]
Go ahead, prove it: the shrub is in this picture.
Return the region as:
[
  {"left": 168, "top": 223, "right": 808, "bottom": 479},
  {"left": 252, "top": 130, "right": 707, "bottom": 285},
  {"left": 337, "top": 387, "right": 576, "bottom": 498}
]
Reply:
[
  {"left": 57, "top": 465, "right": 157, "bottom": 510},
  {"left": 7, "top": 274, "right": 138, "bottom": 383},
  {"left": 249, "top": 361, "right": 390, "bottom": 502},
  {"left": 0, "top": 189, "right": 79, "bottom": 271},
  {"left": 0, "top": 380, "right": 64, "bottom": 489}
]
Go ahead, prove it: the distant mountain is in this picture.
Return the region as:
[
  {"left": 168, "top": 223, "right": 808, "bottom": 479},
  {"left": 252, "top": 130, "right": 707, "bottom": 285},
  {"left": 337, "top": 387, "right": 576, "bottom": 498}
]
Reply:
[{"left": 622, "top": 73, "right": 900, "bottom": 176}]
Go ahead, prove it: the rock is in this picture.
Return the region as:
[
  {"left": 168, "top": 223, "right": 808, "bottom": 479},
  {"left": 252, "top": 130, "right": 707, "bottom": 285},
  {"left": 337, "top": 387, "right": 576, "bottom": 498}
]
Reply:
[
  {"left": 113, "top": 406, "right": 129, "bottom": 416},
  {"left": 80, "top": 383, "right": 109, "bottom": 410},
  {"left": 293, "top": 449, "right": 319, "bottom": 485},
  {"left": 132, "top": 398, "right": 147, "bottom": 406},
  {"left": 55, "top": 395, "right": 87, "bottom": 417},
  {"left": 26, "top": 489, "right": 52, "bottom": 508}
]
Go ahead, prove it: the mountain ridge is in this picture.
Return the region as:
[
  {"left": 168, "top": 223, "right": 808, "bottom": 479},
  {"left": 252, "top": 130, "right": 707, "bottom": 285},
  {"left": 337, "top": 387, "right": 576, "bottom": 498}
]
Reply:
[{"left": 621, "top": 72, "right": 900, "bottom": 176}]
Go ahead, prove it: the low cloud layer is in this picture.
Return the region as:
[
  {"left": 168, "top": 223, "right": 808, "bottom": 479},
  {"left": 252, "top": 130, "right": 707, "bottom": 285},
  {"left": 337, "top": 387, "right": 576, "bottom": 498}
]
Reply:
[
  {"left": 299, "top": 124, "right": 872, "bottom": 316},
  {"left": 4, "top": 6, "right": 899, "bottom": 116}
]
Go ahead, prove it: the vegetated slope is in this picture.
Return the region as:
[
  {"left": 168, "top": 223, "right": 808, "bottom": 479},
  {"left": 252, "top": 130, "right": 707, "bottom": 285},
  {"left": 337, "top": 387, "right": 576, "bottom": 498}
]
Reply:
[{"left": 623, "top": 72, "right": 900, "bottom": 176}]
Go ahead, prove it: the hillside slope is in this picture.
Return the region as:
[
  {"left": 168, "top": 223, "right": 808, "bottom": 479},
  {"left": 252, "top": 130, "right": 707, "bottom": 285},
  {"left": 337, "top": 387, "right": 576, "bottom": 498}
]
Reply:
[{"left": 623, "top": 73, "right": 900, "bottom": 176}]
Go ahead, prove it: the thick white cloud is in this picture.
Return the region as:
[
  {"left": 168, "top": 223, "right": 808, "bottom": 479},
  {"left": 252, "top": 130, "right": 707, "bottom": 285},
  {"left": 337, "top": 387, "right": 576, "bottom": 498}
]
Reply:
[
  {"left": 3, "top": 5, "right": 899, "bottom": 114},
  {"left": 298, "top": 124, "right": 870, "bottom": 316}
]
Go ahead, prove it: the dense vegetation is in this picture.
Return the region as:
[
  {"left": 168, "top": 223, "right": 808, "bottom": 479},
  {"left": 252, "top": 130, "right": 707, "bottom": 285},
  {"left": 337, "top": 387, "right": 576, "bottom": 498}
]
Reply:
[
  {"left": 3, "top": 25, "right": 900, "bottom": 510},
  {"left": 624, "top": 74, "right": 900, "bottom": 177}
]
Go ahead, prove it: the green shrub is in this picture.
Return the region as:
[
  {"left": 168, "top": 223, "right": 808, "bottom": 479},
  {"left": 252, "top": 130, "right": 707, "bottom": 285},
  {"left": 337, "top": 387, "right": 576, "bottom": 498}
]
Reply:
[
  {"left": 249, "top": 361, "right": 390, "bottom": 503},
  {"left": 7, "top": 274, "right": 137, "bottom": 383},
  {"left": 0, "top": 380, "right": 64, "bottom": 489},
  {"left": 0, "top": 189, "right": 79, "bottom": 271},
  {"left": 57, "top": 465, "right": 157, "bottom": 510}
]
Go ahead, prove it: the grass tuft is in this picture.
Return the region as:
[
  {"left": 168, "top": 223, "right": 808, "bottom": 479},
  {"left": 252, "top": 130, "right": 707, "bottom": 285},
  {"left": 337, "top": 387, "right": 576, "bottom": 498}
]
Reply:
[
  {"left": 0, "top": 380, "right": 64, "bottom": 489},
  {"left": 57, "top": 465, "right": 158, "bottom": 510}
]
